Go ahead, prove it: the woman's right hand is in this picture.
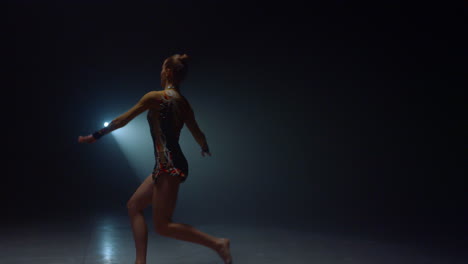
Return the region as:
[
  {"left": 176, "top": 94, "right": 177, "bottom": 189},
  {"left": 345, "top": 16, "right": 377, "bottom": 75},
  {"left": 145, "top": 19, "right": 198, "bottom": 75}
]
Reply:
[{"left": 201, "top": 150, "right": 211, "bottom": 157}]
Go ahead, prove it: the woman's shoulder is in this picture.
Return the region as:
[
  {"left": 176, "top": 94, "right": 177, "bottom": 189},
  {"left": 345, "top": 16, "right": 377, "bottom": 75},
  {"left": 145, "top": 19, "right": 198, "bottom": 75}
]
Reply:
[
  {"left": 140, "top": 91, "right": 167, "bottom": 109},
  {"left": 145, "top": 90, "right": 164, "bottom": 98},
  {"left": 179, "top": 94, "right": 192, "bottom": 109}
]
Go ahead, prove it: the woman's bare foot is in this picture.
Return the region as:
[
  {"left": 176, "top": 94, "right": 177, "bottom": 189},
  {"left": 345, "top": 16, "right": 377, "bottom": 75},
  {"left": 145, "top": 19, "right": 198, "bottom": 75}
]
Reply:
[{"left": 215, "top": 238, "right": 232, "bottom": 264}]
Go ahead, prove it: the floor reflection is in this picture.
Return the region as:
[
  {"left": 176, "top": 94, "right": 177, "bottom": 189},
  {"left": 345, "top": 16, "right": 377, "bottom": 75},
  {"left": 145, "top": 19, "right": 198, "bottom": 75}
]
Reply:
[{"left": 0, "top": 213, "right": 466, "bottom": 264}]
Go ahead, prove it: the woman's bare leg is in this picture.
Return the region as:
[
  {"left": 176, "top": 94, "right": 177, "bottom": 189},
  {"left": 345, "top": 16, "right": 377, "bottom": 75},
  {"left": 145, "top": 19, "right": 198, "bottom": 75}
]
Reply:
[
  {"left": 127, "top": 174, "right": 155, "bottom": 264},
  {"left": 152, "top": 173, "right": 233, "bottom": 264}
]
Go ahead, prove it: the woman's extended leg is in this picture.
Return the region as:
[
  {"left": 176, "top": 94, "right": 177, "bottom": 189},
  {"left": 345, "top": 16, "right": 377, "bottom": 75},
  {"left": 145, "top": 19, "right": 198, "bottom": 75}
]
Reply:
[
  {"left": 152, "top": 173, "right": 232, "bottom": 264},
  {"left": 127, "top": 174, "right": 155, "bottom": 264}
]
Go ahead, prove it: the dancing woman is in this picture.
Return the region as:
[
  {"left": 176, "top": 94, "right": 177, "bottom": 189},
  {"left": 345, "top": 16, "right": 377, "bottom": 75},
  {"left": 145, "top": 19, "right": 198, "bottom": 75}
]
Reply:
[{"left": 78, "top": 54, "right": 232, "bottom": 264}]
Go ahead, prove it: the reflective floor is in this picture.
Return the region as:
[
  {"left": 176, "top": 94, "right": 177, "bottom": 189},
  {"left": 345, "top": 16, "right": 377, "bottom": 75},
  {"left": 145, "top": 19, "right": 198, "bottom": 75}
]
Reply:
[{"left": 1, "top": 212, "right": 466, "bottom": 264}]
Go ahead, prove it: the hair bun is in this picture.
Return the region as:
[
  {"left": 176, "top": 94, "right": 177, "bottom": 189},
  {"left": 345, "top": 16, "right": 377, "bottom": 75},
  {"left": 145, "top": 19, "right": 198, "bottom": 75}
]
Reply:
[{"left": 179, "top": 54, "right": 190, "bottom": 64}]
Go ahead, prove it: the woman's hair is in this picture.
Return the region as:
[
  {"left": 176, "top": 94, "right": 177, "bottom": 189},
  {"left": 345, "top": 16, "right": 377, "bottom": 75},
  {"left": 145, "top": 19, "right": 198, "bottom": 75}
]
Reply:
[{"left": 164, "top": 54, "right": 190, "bottom": 84}]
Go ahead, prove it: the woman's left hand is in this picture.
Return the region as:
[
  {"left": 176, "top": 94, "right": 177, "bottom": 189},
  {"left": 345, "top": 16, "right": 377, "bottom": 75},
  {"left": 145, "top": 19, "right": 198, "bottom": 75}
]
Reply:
[{"left": 78, "top": 135, "right": 96, "bottom": 144}]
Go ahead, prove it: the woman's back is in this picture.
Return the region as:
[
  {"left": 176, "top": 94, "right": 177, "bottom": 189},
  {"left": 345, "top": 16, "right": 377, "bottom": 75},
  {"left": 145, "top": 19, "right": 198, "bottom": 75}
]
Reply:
[{"left": 147, "top": 89, "right": 191, "bottom": 166}]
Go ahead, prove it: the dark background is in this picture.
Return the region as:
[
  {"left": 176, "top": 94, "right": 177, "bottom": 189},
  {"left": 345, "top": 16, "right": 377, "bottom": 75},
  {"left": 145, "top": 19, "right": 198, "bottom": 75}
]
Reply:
[{"left": 5, "top": 0, "right": 466, "bottom": 245}]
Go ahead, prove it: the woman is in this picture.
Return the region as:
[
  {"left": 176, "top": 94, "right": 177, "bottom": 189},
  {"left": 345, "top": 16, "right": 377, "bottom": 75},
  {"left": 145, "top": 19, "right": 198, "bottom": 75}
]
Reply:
[{"left": 78, "top": 54, "right": 232, "bottom": 264}]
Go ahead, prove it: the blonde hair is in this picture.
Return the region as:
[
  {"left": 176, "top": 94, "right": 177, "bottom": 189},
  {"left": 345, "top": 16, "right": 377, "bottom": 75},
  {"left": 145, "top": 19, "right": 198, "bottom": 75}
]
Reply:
[{"left": 165, "top": 54, "right": 190, "bottom": 84}]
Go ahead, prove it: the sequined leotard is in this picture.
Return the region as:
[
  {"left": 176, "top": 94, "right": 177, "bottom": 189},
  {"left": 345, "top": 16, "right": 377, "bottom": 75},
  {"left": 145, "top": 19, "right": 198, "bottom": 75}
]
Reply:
[{"left": 147, "top": 89, "right": 189, "bottom": 184}]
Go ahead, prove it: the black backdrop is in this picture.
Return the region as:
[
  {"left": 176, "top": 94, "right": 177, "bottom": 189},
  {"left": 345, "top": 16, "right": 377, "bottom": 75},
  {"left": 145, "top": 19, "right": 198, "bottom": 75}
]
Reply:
[{"left": 5, "top": 0, "right": 466, "bottom": 240}]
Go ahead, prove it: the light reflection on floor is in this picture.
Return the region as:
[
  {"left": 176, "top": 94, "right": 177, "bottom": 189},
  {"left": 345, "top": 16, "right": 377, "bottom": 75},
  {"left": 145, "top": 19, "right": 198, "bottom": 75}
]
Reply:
[
  {"left": 111, "top": 114, "right": 155, "bottom": 182},
  {"left": 0, "top": 213, "right": 466, "bottom": 264}
]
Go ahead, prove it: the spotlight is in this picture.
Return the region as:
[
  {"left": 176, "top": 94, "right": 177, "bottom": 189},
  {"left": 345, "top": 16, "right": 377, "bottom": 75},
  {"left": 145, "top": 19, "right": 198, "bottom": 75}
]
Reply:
[{"left": 104, "top": 122, "right": 109, "bottom": 127}]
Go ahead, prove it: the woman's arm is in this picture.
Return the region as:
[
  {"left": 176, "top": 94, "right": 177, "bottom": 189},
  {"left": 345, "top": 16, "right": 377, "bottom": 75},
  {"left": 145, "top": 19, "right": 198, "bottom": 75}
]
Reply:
[
  {"left": 78, "top": 91, "right": 162, "bottom": 143},
  {"left": 184, "top": 105, "right": 211, "bottom": 156}
]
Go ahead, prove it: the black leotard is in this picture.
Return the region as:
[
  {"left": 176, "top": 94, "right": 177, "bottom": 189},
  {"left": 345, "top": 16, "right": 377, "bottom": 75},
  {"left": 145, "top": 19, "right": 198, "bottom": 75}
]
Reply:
[{"left": 147, "top": 89, "right": 189, "bottom": 183}]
